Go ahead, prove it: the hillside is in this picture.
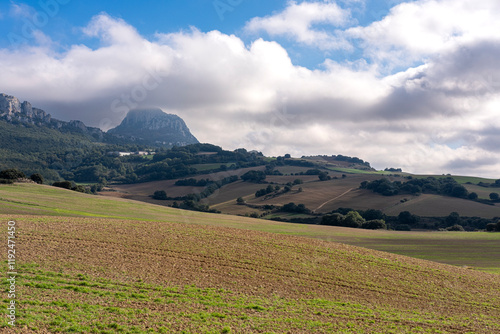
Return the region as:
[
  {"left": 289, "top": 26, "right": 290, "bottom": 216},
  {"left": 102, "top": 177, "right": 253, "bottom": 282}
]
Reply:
[
  {"left": 105, "top": 164, "right": 500, "bottom": 227},
  {"left": 1, "top": 215, "right": 500, "bottom": 332},
  {"left": 1, "top": 183, "right": 499, "bottom": 274}
]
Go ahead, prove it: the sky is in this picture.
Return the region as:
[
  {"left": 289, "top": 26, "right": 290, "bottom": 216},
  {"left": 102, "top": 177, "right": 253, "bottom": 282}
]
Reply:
[{"left": 1, "top": 0, "right": 500, "bottom": 178}]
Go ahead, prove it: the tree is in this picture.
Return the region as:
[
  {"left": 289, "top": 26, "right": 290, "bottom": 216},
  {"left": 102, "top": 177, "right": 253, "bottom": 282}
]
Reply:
[
  {"left": 468, "top": 192, "right": 478, "bottom": 200},
  {"left": 445, "top": 212, "right": 461, "bottom": 227},
  {"left": 236, "top": 197, "right": 245, "bottom": 204},
  {"left": 153, "top": 190, "right": 168, "bottom": 200},
  {"left": 343, "top": 211, "right": 365, "bottom": 228},
  {"left": 318, "top": 171, "right": 331, "bottom": 181},
  {"left": 451, "top": 185, "right": 468, "bottom": 198},
  {"left": 398, "top": 211, "right": 420, "bottom": 226},
  {"left": 361, "top": 209, "right": 385, "bottom": 221},
  {"left": 30, "top": 173, "right": 44, "bottom": 184},
  {"left": 321, "top": 213, "right": 344, "bottom": 226},
  {"left": 52, "top": 181, "right": 73, "bottom": 190},
  {"left": 362, "top": 219, "right": 387, "bottom": 230},
  {"left": 486, "top": 221, "right": 500, "bottom": 232},
  {"left": 489, "top": 192, "right": 499, "bottom": 201},
  {"left": 0, "top": 169, "right": 25, "bottom": 180},
  {"left": 241, "top": 170, "right": 266, "bottom": 183}
]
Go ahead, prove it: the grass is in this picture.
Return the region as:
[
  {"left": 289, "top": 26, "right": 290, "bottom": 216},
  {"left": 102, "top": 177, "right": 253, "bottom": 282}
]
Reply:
[
  {"left": 1, "top": 183, "right": 500, "bottom": 274},
  {"left": 2, "top": 217, "right": 500, "bottom": 333}
]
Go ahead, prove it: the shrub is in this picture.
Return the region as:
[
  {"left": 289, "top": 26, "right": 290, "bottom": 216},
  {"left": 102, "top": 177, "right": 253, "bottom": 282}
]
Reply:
[
  {"left": 321, "top": 213, "right": 344, "bottom": 226},
  {"left": 30, "top": 173, "right": 44, "bottom": 184},
  {"left": 343, "top": 211, "right": 365, "bottom": 228},
  {"left": 486, "top": 221, "right": 500, "bottom": 232},
  {"left": 52, "top": 181, "right": 73, "bottom": 190},
  {"left": 241, "top": 170, "right": 266, "bottom": 183},
  {"left": 446, "top": 224, "right": 465, "bottom": 231},
  {"left": 153, "top": 190, "right": 168, "bottom": 200},
  {"left": 362, "top": 219, "right": 387, "bottom": 230},
  {"left": 0, "top": 169, "right": 25, "bottom": 180},
  {"left": 468, "top": 192, "right": 478, "bottom": 200}
]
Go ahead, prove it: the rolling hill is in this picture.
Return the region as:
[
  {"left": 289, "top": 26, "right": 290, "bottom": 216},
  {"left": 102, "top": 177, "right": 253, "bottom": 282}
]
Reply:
[
  {"left": 103, "top": 164, "right": 500, "bottom": 222},
  {"left": 1, "top": 183, "right": 499, "bottom": 333}
]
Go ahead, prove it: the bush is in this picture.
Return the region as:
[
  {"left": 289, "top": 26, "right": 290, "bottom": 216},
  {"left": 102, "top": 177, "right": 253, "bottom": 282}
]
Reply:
[
  {"left": 52, "top": 181, "right": 73, "bottom": 190},
  {"left": 489, "top": 192, "right": 499, "bottom": 201},
  {"left": 343, "top": 211, "right": 365, "bottom": 228},
  {"left": 241, "top": 170, "right": 266, "bottom": 183},
  {"left": 153, "top": 190, "right": 168, "bottom": 200},
  {"left": 468, "top": 192, "right": 478, "bottom": 200},
  {"left": 362, "top": 219, "right": 387, "bottom": 230},
  {"left": 486, "top": 221, "right": 500, "bottom": 232},
  {"left": 321, "top": 213, "right": 344, "bottom": 226},
  {"left": 446, "top": 224, "right": 465, "bottom": 231},
  {"left": 30, "top": 173, "right": 44, "bottom": 184},
  {"left": 0, "top": 169, "right": 26, "bottom": 180},
  {"left": 318, "top": 171, "right": 331, "bottom": 181}
]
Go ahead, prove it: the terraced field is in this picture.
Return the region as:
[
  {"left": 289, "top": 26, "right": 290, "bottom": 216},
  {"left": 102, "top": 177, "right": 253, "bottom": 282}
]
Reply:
[{"left": 2, "top": 215, "right": 500, "bottom": 333}]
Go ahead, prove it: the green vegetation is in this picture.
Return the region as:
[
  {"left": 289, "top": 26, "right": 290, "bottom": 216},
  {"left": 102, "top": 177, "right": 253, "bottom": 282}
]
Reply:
[
  {"left": 1, "top": 183, "right": 500, "bottom": 273},
  {"left": 2, "top": 216, "right": 500, "bottom": 333},
  {"left": 322, "top": 210, "right": 387, "bottom": 230},
  {"left": 361, "top": 176, "right": 471, "bottom": 198}
]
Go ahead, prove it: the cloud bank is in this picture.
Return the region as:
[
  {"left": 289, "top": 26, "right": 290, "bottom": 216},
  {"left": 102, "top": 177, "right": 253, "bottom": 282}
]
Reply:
[{"left": 1, "top": 0, "right": 500, "bottom": 178}]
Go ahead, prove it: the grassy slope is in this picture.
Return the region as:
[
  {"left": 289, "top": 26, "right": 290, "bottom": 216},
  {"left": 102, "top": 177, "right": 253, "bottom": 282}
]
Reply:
[
  {"left": 2, "top": 215, "right": 500, "bottom": 333},
  {"left": 1, "top": 183, "right": 500, "bottom": 274},
  {"left": 1, "top": 183, "right": 500, "bottom": 332}
]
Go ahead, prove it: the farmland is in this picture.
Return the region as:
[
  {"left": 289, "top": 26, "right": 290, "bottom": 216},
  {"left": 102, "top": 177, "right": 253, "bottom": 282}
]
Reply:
[
  {"left": 2, "top": 214, "right": 500, "bottom": 333},
  {"left": 1, "top": 183, "right": 500, "bottom": 274},
  {"left": 101, "top": 165, "right": 500, "bottom": 220}
]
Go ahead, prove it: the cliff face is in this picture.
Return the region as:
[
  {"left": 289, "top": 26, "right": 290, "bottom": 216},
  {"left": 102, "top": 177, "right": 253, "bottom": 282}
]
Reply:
[
  {"left": 0, "top": 93, "right": 104, "bottom": 140},
  {"left": 0, "top": 93, "right": 52, "bottom": 125},
  {"left": 108, "top": 108, "right": 199, "bottom": 146}
]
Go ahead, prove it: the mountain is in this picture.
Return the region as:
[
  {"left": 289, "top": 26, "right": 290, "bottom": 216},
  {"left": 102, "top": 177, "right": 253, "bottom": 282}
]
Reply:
[
  {"left": 0, "top": 94, "right": 198, "bottom": 147},
  {"left": 0, "top": 93, "right": 104, "bottom": 140},
  {"left": 107, "top": 108, "right": 199, "bottom": 146},
  {"left": 0, "top": 93, "right": 199, "bottom": 182}
]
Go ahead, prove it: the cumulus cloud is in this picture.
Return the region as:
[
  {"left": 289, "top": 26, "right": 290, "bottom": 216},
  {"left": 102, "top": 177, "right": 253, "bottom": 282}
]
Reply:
[
  {"left": 244, "top": 0, "right": 352, "bottom": 50},
  {"left": 1, "top": 2, "right": 500, "bottom": 178},
  {"left": 347, "top": 0, "right": 500, "bottom": 68}
]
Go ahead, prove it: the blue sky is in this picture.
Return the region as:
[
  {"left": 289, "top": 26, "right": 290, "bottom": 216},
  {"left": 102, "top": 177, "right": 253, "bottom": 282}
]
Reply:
[
  {"left": 0, "top": 0, "right": 397, "bottom": 69},
  {"left": 1, "top": 0, "right": 500, "bottom": 177}
]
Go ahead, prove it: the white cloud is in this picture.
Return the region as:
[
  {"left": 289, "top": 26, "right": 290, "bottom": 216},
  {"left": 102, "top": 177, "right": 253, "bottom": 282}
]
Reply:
[
  {"left": 244, "top": 0, "right": 352, "bottom": 50},
  {"left": 9, "top": 3, "right": 35, "bottom": 18},
  {"left": 347, "top": 0, "right": 500, "bottom": 67},
  {"left": 1, "top": 8, "right": 500, "bottom": 177}
]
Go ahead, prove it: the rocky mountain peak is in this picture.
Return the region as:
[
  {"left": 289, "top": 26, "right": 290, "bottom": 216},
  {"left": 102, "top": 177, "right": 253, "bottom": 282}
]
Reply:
[{"left": 108, "top": 108, "right": 199, "bottom": 146}]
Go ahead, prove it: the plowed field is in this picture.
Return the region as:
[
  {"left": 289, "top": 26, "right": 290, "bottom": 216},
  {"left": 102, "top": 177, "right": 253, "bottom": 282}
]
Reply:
[{"left": 2, "top": 215, "right": 499, "bottom": 333}]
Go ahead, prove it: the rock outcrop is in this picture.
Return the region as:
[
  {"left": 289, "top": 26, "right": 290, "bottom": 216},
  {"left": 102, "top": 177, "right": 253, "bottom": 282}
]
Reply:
[{"left": 108, "top": 108, "right": 199, "bottom": 146}]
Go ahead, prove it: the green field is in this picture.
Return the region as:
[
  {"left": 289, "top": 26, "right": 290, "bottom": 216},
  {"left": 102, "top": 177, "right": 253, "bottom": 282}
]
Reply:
[
  {"left": 2, "top": 215, "right": 500, "bottom": 333},
  {"left": 1, "top": 183, "right": 500, "bottom": 333},
  {"left": 1, "top": 183, "right": 500, "bottom": 273}
]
